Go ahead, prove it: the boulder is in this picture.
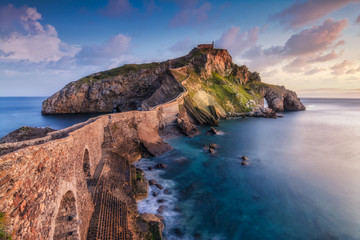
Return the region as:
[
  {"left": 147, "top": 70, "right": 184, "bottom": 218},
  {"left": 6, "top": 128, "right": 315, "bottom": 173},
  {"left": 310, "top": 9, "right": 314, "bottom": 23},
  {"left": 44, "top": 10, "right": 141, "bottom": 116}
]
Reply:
[
  {"left": 155, "top": 184, "right": 164, "bottom": 190},
  {"left": 209, "top": 148, "right": 216, "bottom": 155},
  {"left": 241, "top": 156, "right": 248, "bottom": 161},
  {"left": 155, "top": 214, "right": 165, "bottom": 222},
  {"left": 157, "top": 205, "right": 167, "bottom": 213},
  {"left": 138, "top": 213, "right": 164, "bottom": 240},
  {"left": 154, "top": 163, "right": 167, "bottom": 169},
  {"left": 209, "top": 143, "right": 219, "bottom": 149},
  {"left": 149, "top": 179, "right": 157, "bottom": 185},
  {"left": 206, "top": 127, "right": 219, "bottom": 135}
]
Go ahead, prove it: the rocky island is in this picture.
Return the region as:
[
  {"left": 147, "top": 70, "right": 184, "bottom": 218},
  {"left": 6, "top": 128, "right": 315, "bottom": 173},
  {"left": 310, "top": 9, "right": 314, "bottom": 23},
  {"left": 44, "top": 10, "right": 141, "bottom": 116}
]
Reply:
[{"left": 0, "top": 45, "right": 304, "bottom": 239}]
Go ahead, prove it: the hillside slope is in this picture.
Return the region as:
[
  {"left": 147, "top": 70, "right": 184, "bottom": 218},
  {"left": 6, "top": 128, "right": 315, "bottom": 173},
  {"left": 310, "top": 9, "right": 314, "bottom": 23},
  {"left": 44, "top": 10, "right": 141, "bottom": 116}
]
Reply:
[{"left": 42, "top": 47, "right": 305, "bottom": 126}]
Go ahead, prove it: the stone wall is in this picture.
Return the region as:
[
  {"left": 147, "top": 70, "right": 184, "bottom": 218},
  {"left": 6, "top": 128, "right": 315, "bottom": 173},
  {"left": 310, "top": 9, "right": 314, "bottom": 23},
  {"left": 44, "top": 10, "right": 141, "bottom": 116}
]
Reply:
[
  {"left": 0, "top": 104, "right": 179, "bottom": 239},
  {"left": 0, "top": 116, "right": 108, "bottom": 239}
]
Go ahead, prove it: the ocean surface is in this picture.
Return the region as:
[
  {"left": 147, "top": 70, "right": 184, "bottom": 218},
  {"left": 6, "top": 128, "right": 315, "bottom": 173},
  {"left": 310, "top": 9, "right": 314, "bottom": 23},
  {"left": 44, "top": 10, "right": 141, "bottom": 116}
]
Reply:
[
  {"left": 0, "top": 97, "right": 101, "bottom": 138},
  {"left": 1, "top": 97, "right": 360, "bottom": 239},
  {"left": 135, "top": 98, "right": 360, "bottom": 240}
]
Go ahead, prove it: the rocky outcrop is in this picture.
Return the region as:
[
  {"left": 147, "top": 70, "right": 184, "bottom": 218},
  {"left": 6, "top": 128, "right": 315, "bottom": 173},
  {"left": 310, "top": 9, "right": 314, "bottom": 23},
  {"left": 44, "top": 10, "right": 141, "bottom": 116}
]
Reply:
[
  {"left": 264, "top": 86, "right": 305, "bottom": 112},
  {"left": 42, "top": 63, "right": 184, "bottom": 114},
  {"left": 248, "top": 82, "right": 305, "bottom": 112},
  {"left": 136, "top": 213, "right": 164, "bottom": 240},
  {"left": 42, "top": 46, "right": 305, "bottom": 125},
  {"left": 0, "top": 126, "right": 55, "bottom": 143},
  {"left": 176, "top": 107, "right": 200, "bottom": 137}
]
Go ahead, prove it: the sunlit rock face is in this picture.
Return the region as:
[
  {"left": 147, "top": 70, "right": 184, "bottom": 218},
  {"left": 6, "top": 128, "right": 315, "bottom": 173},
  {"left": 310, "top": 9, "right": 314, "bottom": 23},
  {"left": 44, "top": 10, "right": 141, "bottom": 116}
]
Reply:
[{"left": 42, "top": 47, "right": 305, "bottom": 118}]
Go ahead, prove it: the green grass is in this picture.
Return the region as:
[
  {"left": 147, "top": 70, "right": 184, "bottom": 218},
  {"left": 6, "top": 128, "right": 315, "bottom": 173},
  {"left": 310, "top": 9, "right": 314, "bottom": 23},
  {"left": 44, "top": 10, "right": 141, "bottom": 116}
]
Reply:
[
  {"left": 0, "top": 213, "right": 12, "bottom": 240},
  {"left": 71, "top": 62, "right": 161, "bottom": 87},
  {"left": 201, "top": 72, "right": 255, "bottom": 112}
]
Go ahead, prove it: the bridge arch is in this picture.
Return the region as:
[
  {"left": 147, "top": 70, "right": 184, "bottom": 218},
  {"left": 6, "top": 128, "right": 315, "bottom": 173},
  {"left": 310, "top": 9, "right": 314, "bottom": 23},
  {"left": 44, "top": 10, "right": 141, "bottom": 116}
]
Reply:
[{"left": 53, "top": 190, "right": 79, "bottom": 239}]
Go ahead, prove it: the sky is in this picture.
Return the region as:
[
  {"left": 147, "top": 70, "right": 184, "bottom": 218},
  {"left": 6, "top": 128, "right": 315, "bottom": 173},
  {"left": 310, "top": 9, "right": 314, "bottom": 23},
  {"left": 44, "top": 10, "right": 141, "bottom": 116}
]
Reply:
[{"left": 0, "top": 0, "right": 360, "bottom": 98}]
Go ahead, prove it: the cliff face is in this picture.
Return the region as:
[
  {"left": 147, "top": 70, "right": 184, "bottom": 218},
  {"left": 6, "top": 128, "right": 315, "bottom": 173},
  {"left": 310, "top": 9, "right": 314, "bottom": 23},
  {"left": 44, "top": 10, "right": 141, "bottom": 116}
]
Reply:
[
  {"left": 42, "top": 47, "right": 305, "bottom": 123},
  {"left": 42, "top": 62, "right": 185, "bottom": 114}
]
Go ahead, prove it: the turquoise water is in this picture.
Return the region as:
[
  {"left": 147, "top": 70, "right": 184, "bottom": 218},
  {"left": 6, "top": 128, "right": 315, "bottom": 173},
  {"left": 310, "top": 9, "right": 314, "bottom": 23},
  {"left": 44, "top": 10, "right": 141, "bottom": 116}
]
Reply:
[
  {"left": 136, "top": 98, "right": 360, "bottom": 240},
  {"left": 0, "top": 97, "right": 101, "bottom": 138}
]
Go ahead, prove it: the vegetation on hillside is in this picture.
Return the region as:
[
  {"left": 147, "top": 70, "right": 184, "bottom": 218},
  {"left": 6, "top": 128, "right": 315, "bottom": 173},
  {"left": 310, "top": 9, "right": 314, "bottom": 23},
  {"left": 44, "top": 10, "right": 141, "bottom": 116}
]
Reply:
[
  {"left": 0, "top": 213, "right": 12, "bottom": 240},
  {"left": 71, "top": 62, "right": 161, "bottom": 87}
]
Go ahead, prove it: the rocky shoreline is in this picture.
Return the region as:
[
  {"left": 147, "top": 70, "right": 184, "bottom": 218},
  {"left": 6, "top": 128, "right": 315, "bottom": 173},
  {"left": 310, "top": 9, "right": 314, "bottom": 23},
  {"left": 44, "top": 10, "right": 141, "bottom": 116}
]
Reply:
[{"left": 0, "top": 46, "right": 305, "bottom": 239}]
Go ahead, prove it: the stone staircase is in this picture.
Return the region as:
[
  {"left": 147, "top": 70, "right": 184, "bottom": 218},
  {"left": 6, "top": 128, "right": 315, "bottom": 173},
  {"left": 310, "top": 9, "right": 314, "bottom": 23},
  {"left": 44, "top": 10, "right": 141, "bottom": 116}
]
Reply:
[{"left": 86, "top": 188, "right": 132, "bottom": 240}]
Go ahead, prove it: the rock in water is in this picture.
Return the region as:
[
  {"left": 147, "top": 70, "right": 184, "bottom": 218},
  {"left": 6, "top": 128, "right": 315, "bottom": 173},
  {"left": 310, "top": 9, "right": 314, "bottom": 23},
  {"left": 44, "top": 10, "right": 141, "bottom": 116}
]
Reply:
[
  {"left": 209, "top": 143, "right": 219, "bottom": 149},
  {"left": 250, "top": 83, "right": 306, "bottom": 112},
  {"left": 241, "top": 156, "right": 248, "bottom": 161},
  {"left": 154, "top": 163, "right": 167, "bottom": 169},
  {"left": 149, "top": 179, "right": 157, "bottom": 185},
  {"left": 157, "top": 205, "right": 167, "bottom": 213},
  {"left": 209, "top": 148, "right": 216, "bottom": 155},
  {"left": 155, "top": 184, "right": 163, "bottom": 190},
  {"left": 206, "top": 127, "right": 219, "bottom": 135},
  {"left": 0, "top": 126, "right": 55, "bottom": 143},
  {"left": 176, "top": 109, "right": 200, "bottom": 137}
]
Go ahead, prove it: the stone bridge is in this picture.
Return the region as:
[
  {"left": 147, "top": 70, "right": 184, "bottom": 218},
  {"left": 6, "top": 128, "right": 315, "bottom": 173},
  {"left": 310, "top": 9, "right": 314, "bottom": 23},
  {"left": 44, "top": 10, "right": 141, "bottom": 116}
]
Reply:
[{"left": 0, "top": 93, "right": 184, "bottom": 240}]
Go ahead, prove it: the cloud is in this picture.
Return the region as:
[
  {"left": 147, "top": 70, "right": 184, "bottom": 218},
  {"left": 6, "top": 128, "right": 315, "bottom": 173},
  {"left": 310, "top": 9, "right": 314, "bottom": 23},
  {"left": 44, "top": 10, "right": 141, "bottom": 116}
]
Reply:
[
  {"left": 0, "top": 4, "right": 27, "bottom": 34},
  {"left": 0, "top": 4, "right": 80, "bottom": 63},
  {"left": 76, "top": 34, "right": 131, "bottom": 64},
  {"left": 168, "top": 38, "right": 194, "bottom": 53},
  {"left": 356, "top": 15, "right": 360, "bottom": 24},
  {"left": 330, "top": 60, "right": 353, "bottom": 75},
  {"left": 283, "top": 50, "right": 342, "bottom": 73},
  {"left": 310, "top": 50, "right": 342, "bottom": 62},
  {"left": 170, "top": 0, "right": 211, "bottom": 27},
  {"left": 217, "top": 26, "right": 259, "bottom": 56},
  {"left": 276, "top": 18, "right": 347, "bottom": 56},
  {"left": 271, "top": 0, "right": 359, "bottom": 28},
  {"left": 242, "top": 19, "right": 347, "bottom": 71},
  {"left": 283, "top": 58, "right": 308, "bottom": 73},
  {"left": 100, "top": 0, "right": 134, "bottom": 17},
  {"left": 304, "top": 68, "right": 326, "bottom": 75},
  {"left": 345, "top": 66, "right": 360, "bottom": 74}
]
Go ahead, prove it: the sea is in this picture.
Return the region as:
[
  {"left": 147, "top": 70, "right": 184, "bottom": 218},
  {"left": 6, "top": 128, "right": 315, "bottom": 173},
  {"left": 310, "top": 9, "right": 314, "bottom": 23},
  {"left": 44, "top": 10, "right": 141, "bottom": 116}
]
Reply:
[
  {"left": 1, "top": 97, "right": 360, "bottom": 240},
  {"left": 0, "top": 97, "right": 101, "bottom": 138},
  {"left": 135, "top": 98, "right": 360, "bottom": 240}
]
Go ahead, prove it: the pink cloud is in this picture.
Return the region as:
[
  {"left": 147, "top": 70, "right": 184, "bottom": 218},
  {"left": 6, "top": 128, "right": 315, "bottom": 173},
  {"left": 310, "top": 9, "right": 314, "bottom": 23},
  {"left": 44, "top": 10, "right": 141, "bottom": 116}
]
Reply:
[
  {"left": 100, "top": 0, "right": 134, "bottom": 17},
  {"left": 0, "top": 4, "right": 80, "bottom": 63},
  {"left": 241, "top": 19, "right": 347, "bottom": 72},
  {"left": 281, "top": 18, "right": 348, "bottom": 56},
  {"left": 168, "top": 38, "right": 194, "bottom": 53},
  {"left": 283, "top": 50, "right": 342, "bottom": 73},
  {"left": 283, "top": 58, "right": 308, "bottom": 73},
  {"left": 271, "top": 0, "right": 359, "bottom": 28},
  {"left": 304, "top": 68, "right": 326, "bottom": 75},
  {"left": 76, "top": 34, "right": 131, "bottom": 64},
  {"left": 170, "top": 0, "right": 211, "bottom": 27},
  {"left": 330, "top": 60, "right": 353, "bottom": 75},
  {"left": 310, "top": 50, "right": 342, "bottom": 62},
  {"left": 356, "top": 15, "right": 360, "bottom": 23},
  {"left": 217, "top": 26, "right": 259, "bottom": 55}
]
